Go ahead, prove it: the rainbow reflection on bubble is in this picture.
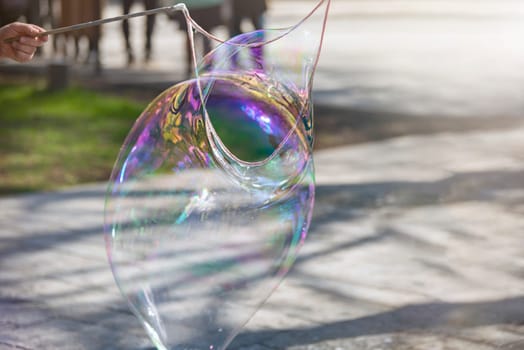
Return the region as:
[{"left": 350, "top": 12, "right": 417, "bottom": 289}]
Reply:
[{"left": 104, "top": 1, "right": 330, "bottom": 349}]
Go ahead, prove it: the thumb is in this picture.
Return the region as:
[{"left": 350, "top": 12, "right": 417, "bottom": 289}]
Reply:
[{"left": 10, "top": 22, "right": 42, "bottom": 37}]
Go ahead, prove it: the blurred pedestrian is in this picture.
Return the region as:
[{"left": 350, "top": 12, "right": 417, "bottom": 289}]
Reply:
[
  {"left": 0, "top": 22, "right": 48, "bottom": 62},
  {"left": 168, "top": 0, "right": 224, "bottom": 76},
  {"left": 122, "top": 0, "right": 159, "bottom": 65},
  {"left": 229, "top": 0, "right": 267, "bottom": 37},
  {"left": 0, "top": 0, "right": 42, "bottom": 28},
  {"left": 227, "top": 0, "right": 267, "bottom": 70},
  {"left": 57, "top": 0, "right": 103, "bottom": 70}
]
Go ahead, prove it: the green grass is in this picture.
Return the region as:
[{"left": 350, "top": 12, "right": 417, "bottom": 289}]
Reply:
[{"left": 0, "top": 84, "right": 144, "bottom": 195}]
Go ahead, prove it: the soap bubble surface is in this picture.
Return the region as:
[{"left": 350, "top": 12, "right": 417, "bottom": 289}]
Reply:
[{"left": 104, "top": 1, "right": 330, "bottom": 349}]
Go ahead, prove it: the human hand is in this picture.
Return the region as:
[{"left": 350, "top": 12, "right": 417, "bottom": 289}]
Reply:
[{"left": 0, "top": 22, "right": 48, "bottom": 63}]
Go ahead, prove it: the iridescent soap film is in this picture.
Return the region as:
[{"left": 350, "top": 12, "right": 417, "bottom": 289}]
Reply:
[{"left": 104, "top": 1, "right": 330, "bottom": 349}]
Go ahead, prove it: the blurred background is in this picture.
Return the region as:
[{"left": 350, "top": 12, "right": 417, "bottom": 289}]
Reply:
[
  {"left": 1, "top": 0, "right": 524, "bottom": 193},
  {"left": 1, "top": 1, "right": 524, "bottom": 349}
]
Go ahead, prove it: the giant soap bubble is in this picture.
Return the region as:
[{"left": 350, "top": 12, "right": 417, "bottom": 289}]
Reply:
[{"left": 104, "top": 1, "right": 330, "bottom": 349}]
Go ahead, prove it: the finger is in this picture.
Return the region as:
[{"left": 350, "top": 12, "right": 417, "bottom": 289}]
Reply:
[
  {"left": 29, "top": 24, "right": 48, "bottom": 42},
  {"left": 37, "top": 34, "right": 49, "bottom": 43},
  {"left": 29, "top": 24, "right": 46, "bottom": 34},
  {"left": 12, "top": 41, "right": 36, "bottom": 55},
  {"left": 19, "top": 36, "right": 45, "bottom": 47},
  {"left": 9, "top": 22, "right": 42, "bottom": 37},
  {"left": 14, "top": 49, "right": 33, "bottom": 62}
]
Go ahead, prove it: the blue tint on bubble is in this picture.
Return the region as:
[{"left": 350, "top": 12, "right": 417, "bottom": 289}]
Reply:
[{"left": 104, "top": 1, "right": 330, "bottom": 349}]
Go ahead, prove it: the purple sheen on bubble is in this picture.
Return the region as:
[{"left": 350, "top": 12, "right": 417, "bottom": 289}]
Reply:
[
  {"left": 105, "top": 76, "right": 315, "bottom": 349},
  {"left": 104, "top": 1, "right": 330, "bottom": 349}
]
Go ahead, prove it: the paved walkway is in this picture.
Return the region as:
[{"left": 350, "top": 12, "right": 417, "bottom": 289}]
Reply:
[
  {"left": 1, "top": 123, "right": 524, "bottom": 349},
  {"left": 1, "top": 1, "right": 524, "bottom": 349}
]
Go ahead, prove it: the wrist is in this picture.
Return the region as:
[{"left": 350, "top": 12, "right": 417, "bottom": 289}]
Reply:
[{"left": 0, "top": 28, "right": 6, "bottom": 58}]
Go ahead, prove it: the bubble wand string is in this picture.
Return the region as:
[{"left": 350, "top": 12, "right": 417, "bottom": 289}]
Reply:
[
  {"left": 3, "top": 4, "right": 186, "bottom": 44},
  {"left": 3, "top": 0, "right": 330, "bottom": 49}
]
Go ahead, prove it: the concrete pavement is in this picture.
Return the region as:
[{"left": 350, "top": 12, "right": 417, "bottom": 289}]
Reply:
[{"left": 1, "top": 123, "right": 524, "bottom": 349}]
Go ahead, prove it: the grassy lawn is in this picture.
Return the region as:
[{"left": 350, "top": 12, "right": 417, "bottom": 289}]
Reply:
[
  {"left": 0, "top": 83, "right": 144, "bottom": 195},
  {"left": 0, "top": 82, "right": 308, "bottom": 195}
]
